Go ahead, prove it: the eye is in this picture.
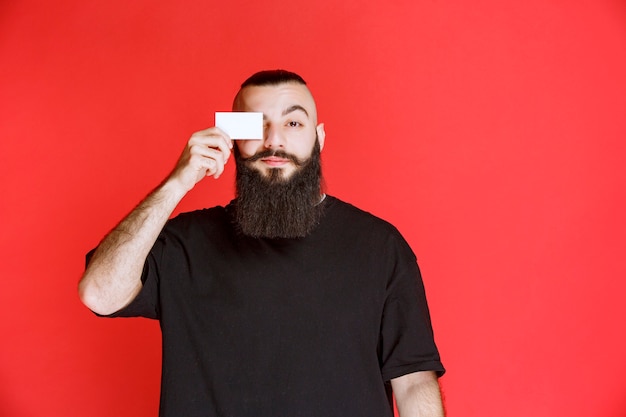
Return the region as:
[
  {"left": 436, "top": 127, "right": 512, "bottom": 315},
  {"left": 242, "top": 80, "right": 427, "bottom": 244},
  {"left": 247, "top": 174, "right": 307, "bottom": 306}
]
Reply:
[{"left": 287, "top": 120, "right": 302, "bottom": 128}]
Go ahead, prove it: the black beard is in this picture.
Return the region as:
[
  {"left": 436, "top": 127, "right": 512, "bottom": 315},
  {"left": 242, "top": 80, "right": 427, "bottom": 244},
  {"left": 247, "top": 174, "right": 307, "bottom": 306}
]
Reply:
[{"left": 232, "top": 140, "right": 324, "bottom": 239}]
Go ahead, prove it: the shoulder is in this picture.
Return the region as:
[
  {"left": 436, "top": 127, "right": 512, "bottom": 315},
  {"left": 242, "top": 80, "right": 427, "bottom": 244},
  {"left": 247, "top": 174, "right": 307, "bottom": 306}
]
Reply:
[
  {"left": 163, "top": 204, "right": 232, "bottom": 236},
  {"left": 324, "top": 196, "right": 412, "bottom": 250},
  {"left": 325, "top": 195, "right": 401, "bottom": 234},
  {"left": 322, "top": 196, "right": 418, "bottom": 271}
]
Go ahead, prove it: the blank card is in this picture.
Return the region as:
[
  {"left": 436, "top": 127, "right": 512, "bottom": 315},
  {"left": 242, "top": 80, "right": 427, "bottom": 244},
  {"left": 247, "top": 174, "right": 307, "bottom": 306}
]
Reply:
[{"left": 215, "top": 112, "right": 263, "bottom": 139}]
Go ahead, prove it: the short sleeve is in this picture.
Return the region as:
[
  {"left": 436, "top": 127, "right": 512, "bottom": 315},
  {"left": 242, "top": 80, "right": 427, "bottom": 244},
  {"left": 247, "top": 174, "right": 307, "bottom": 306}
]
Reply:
[
  {"left": 379, "top": 234, "right": 445, "bottom": 381},
  {"left": 86, "top": 235, "right": 165, "bottom": 319}
]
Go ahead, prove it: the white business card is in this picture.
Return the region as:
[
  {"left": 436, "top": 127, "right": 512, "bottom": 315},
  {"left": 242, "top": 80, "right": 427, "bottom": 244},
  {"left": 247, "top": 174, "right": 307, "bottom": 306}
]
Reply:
[{"left": 215, "top": 112, "right": 263, "bottom": 140}]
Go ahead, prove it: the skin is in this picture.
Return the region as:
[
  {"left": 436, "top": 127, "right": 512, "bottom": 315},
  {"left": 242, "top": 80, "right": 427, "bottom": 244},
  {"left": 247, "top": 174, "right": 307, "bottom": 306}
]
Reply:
[
  {"left": 78, "top": 82, "right": 323, "bottom": 316},
  {"left": 233, "top": 82, "right": 326, "bottom": 181},
  {"left": 78, "top": 81, "right": 443, "bottom": 417},
  {"left": 392, "top": 371, "right": 445, "bottom": 417}
]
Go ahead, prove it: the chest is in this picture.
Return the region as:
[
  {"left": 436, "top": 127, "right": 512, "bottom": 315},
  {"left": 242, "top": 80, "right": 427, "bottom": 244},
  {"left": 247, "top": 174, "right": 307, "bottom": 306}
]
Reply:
[{"left": 159, "top": 234, "right": 389, "bottom": 347}]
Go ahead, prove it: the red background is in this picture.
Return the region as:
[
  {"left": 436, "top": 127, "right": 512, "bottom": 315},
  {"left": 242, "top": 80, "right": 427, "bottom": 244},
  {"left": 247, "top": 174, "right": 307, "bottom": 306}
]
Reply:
[{"left": 2, "top": 1, "right": 626, "bottom": 416}]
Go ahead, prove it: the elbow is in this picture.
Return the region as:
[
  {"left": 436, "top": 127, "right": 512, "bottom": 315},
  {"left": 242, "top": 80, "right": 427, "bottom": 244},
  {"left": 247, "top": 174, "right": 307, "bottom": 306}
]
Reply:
[
  {"left": 78, "top": 276, "right": 106, "bottom": 315},
  {"left": 78, "top": 271, "right": 142, "bottom": 316},
  {"left": 77, "top": 274, "right": 118, "bottom": 316}
]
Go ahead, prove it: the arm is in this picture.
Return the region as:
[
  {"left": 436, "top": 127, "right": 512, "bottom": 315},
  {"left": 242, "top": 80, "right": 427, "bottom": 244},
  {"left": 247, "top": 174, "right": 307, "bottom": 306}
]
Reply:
[
  {"left": 391, "top": 371, "right": 445, "bottom": 417},
  {"left": 78, "top": 128, "right": 232, "bottom": 315}
]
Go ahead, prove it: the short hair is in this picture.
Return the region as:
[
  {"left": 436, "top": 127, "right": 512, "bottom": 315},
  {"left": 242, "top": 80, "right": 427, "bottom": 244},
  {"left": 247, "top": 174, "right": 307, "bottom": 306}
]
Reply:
[{"left": 240, "top": 69, "right": 307, "bottom": 88}]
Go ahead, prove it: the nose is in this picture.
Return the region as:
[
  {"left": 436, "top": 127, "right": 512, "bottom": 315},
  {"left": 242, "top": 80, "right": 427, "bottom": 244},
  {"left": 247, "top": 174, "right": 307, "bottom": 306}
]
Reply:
[{"left": 263, "top": 124, "right": 285, "bottom": 149}]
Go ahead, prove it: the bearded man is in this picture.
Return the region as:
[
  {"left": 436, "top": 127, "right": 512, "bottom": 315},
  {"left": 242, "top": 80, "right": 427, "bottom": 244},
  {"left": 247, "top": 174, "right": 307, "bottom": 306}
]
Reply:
[{"left": 79, "top": 70, "right": 445, "bottom": 417}]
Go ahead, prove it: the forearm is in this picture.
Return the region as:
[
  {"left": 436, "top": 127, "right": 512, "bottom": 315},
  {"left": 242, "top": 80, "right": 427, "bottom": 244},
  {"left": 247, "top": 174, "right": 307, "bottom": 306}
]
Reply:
[
  {"left": 78, "top": 127, "right": 232, "bottom": 315},
  {"left": 392, "top": 372, "right": 445, "bottom": 417},
  {"left": 78, "top": 178, "right": 186, "bottom": 315}
]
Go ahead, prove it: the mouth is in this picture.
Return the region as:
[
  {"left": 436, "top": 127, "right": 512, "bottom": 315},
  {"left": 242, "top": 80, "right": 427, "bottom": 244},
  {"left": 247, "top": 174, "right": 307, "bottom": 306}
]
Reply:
[{"left": 260, "top": 156, "right": 291, "bottom": 167}]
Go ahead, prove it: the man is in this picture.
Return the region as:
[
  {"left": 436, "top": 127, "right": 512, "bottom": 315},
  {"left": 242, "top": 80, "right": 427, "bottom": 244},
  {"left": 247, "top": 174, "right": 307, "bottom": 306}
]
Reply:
[{"left": 79, "top": 70, "right": 445, "bottom": 417}]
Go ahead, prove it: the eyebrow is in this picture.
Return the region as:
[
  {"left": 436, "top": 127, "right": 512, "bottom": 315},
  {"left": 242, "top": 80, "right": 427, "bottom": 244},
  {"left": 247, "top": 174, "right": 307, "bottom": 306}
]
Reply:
[{"left": 282, "top": 104, "right": 309, "bottom": 118}]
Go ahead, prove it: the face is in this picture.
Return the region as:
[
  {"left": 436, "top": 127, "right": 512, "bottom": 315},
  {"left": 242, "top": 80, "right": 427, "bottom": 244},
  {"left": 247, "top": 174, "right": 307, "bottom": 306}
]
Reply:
[{"left": 233, "top": 82, "right": 326, "bottom": 180}]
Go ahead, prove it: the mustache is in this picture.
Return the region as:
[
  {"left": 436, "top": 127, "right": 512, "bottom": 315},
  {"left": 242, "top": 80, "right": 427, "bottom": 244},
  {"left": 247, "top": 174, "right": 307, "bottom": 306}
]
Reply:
[{"left": 240, "top": 149, "right": 307, "bottom": 166}]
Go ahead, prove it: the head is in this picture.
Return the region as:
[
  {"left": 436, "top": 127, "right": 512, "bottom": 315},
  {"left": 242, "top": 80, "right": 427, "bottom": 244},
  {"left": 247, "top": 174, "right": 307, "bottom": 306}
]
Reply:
[
  {"left": 232, "top": 69, "right": 326, "bottom": 179},
  {"left": 230, "top": 69, "right": 327, "bottom": 239}
]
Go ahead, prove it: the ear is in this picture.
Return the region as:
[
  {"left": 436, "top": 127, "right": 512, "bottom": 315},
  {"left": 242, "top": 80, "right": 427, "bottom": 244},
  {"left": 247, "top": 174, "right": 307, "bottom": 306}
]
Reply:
[{"left": 316, "top": 123, "right": 326, "bottom": 151}]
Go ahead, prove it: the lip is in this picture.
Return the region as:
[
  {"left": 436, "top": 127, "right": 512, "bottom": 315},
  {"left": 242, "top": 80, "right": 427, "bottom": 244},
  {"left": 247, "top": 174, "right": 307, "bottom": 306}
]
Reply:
[{"left": 261, "top": 156, "right": 290, "bottom": 167}]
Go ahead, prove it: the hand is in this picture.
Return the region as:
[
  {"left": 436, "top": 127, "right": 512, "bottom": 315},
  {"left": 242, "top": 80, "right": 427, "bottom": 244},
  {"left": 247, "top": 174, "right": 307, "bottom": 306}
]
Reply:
[{"left": 168, "top": 127, "right": 233, "bottom": 192}]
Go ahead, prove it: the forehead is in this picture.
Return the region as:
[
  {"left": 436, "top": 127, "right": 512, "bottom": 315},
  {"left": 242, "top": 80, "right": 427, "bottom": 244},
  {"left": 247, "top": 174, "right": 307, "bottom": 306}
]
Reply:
[{"left": 234, "top": 83, "right": 317, "bottom": 120}]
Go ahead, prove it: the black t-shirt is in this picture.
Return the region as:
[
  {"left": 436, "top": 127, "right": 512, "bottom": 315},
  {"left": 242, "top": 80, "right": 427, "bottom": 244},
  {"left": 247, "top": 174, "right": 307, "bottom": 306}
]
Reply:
[{"left": 106, "top": 196, "right": 444, "bottom": 417}]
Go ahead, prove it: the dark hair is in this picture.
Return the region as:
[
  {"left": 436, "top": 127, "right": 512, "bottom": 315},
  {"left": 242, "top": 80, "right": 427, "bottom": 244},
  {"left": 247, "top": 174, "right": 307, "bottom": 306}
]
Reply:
[{"left": 240, "top": 69, "right": 307, "bottom": 88}]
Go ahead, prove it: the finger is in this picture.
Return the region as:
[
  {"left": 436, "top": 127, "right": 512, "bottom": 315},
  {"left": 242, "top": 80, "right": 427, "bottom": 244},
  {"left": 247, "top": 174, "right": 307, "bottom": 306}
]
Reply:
[
  {"left": 191, "top": 126, "right": 232, "bottom": 145},
  {"left": 185, "top": 127, "right": 234, "bottom": 180},
  {"left": 186, "top": 146, "right": 223, "bottom": 178},
  {"left": 188, "top": 141, "right": 229, "bottom": 169},
  {"left": 211, "top": 126, "right": 233, "bottom": 148},
  {"left": 190, "top": 133, "right": 232, "bottom": 161}
]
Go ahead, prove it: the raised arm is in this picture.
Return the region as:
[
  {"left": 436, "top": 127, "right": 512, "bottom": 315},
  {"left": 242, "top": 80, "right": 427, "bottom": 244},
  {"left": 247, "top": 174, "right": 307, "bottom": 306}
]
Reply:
[
  {"left": 78, "top": 128, "right": 232, "bottom": 315},
  {"left": 391, "top": 371, "right": 445, "bottom": 417}
]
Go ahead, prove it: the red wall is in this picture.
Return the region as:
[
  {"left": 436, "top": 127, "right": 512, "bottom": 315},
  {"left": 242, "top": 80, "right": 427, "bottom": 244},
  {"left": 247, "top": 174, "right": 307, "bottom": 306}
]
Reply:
[{"left": 2, "top": 1, "right": 626, "bottom": 416}]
